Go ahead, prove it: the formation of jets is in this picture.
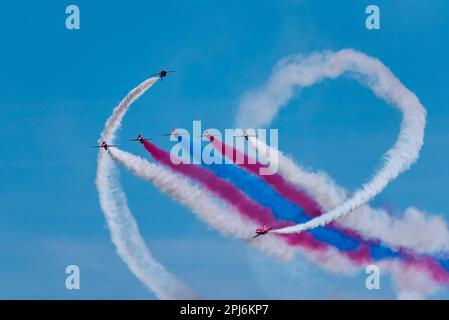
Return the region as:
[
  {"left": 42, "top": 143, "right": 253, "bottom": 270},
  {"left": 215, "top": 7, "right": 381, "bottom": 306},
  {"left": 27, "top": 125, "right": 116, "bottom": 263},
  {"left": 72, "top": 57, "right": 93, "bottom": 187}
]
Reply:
[{"left": 94, "top": 71, "right": 273, "bottom": 239}]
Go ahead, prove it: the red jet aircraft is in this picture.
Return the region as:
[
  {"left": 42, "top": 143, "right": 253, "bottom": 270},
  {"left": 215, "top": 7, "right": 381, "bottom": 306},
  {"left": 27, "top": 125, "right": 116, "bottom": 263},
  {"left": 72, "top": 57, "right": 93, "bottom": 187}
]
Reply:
[
  {"left": 92, "top": 141, "right": 117, "bottom": 151},
  {"left": 128, "top": 134, "right": 152, "bottom": 144},
  {"left": 252, "top": 225, "right": 274, "bottom": 239}
]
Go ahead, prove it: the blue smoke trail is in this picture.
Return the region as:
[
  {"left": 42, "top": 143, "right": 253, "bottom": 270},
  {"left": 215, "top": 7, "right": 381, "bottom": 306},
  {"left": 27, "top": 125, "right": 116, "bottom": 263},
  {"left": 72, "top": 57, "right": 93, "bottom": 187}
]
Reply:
[{"left": 176, "top": 135, "right": 360, "bottom": 251}]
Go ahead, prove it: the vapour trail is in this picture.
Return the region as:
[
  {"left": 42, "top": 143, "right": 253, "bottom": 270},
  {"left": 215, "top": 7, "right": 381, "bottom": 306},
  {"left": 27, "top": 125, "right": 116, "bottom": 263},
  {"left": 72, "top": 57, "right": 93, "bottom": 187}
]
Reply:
[
  {"left": 96, "top": 76, "right": 196, "bottom": 299},
  {"left": 236, "top": 49, "right": 426, "bottom": 234},
  {"left": 247, "top": 135, "right": 449, "bottom": 254}
]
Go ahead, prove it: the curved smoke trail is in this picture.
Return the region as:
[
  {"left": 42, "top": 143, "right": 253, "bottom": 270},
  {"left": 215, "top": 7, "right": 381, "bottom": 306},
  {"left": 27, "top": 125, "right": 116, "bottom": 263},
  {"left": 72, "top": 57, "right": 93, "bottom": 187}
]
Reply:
[
  {"left": 236, "top": 49, "right": 426, "bottom": 234},
  {"left": 247, "top": 135, "right": 449, "bottom": 254},
  {"left": 96, "top": 77, "right": 196, "bottom": 299}
]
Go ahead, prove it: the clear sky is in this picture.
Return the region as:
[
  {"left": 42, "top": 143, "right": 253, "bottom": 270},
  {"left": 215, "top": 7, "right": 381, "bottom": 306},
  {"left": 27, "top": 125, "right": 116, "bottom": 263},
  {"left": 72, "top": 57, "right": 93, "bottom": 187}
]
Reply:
[{"left": 0, "top": 0, "right": 448, "bottom": 299}]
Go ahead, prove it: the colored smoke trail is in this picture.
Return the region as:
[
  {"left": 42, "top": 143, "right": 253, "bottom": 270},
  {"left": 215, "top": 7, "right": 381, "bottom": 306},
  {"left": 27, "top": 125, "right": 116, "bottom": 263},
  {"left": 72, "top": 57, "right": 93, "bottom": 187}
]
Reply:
[
  {"left": 209, "top": 136, "right": 322, "bottom": 217},
  {"left": 96, "top": 76, "right": 196, "bottom": 299},
  {"left": 151, "top": 137, "right": 365, "bottom": 264},
  {"left": 236, "top": 49, "right": 426, "bottom": 234},
  {"left": 110, "top": 143, "right": 372, "bottom": 277},
  {"left": 108, "top": 147, "right": 295, "bottom": 261},
  {"left": 185, "top": 137, "right": 364, "bottom": 249},
  {"left": 183, "top": 135, "right": 366, "bottom": 252},
  {"left": 208, "top": 137, "right": 377, "bottom": 248},
  {"left": 141, "top": 139, "right": 276, "bottom": 226},
  {"left": 143, "top": 138, "right": 369, "bottom": 267},
  {"left": 143, "top": 141, "right": 368, "bottom": 274},
  {"left": 247, "top": 135, "right": 449, "bottom": 254}
]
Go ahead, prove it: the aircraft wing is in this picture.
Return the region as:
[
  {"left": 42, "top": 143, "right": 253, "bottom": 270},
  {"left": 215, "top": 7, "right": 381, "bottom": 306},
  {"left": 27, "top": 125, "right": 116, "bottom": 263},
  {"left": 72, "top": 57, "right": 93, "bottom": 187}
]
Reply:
[{"left": 252, "top": 234, "right": 262, "bottom": 239}]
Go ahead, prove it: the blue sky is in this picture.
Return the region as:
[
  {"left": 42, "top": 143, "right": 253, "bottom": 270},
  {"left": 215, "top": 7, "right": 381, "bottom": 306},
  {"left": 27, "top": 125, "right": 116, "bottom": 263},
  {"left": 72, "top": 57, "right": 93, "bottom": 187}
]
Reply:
[{"left": 0, "top": 0, "right": 448, "bottom": 299}]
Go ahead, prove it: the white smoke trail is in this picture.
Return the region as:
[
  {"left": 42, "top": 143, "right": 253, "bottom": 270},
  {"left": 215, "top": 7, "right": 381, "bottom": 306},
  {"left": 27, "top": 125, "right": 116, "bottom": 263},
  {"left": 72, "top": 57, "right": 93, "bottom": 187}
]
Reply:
[
  {"left": 248, "top": 136, "right": 449, "bottom": 254},
  {"left": 237, "top": 49, "right": 426, "bottom": 234},
  {"left": 96, "top": 76, "right": 196, "bottom": 299},
  {"left": 379, "top": 260, "right": 443, "bottom": 299},
  {"left": 96, "top": 154, "right": 195, "bottom": 299},
  {"left": 108, "top": 147, "right": 295, "bottom": 261},
  {"left": 99, "top": 77, "right": 158, "bottom": 143}
]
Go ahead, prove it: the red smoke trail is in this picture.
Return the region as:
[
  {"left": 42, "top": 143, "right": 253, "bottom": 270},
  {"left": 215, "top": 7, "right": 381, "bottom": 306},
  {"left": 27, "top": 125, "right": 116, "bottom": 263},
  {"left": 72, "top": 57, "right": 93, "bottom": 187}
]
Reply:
[
  {"left": 210, "top": 137, "right": 323, "bottom": 217},
  {"left": 142, "top": 140, "right": 275, "bottom": 226},
  {"left": 141, "top": 140, "right": 335, "bottom": 252}
]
